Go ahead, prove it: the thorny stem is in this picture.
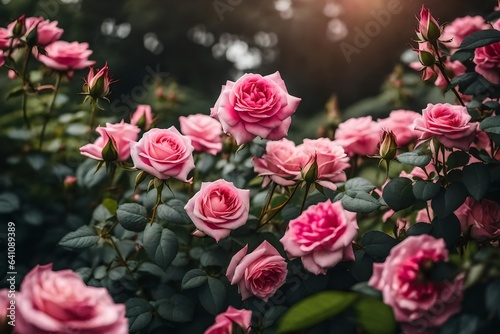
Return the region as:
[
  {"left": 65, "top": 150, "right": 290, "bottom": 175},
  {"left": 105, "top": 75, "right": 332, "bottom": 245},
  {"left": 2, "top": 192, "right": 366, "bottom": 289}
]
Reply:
[
  {"left": 259, "top": 182, "right": 277, "bottom": 222},
  {"left": 38, "top": 72, "right": 62, "bottom": 150},
  {"left": 21, "top": 46, "right": 32, "bottom": 130},
  {"left": 260, "top": 183, "right": 300, "bottom": 226},
  {"left": 299, "top": 182, "right": 311, "bottom": 214},
  {"left": 89, "top": 100, "right": 98, "bottom": 141},
  {"left": 430, "top": 42, "right": 465, "bottom": 107}
]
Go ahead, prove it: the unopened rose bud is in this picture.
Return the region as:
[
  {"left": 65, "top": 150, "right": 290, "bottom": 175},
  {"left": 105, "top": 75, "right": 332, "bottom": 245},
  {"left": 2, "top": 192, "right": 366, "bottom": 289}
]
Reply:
[
  {"left": 26, "top": 25, "right": 38, "bottom": 48},
  {"left": 101, "top": 135, "right": 118, "bottom": 163},
  {"left": 12, "top": 16, "right": 26, "bottom": 38},
  {"left": 83, "top": 63, "right": 113, "bottom": 101},
  {"left": 301, "top": 156, "right": 318, "bottom": 184},
  {"left": 418, "top": 50, "right": 435, "bottom": 67},
  {"left": 63, "top": 175, "right": 77, "bottom": 189},
  {"left": 416, "top": 5, "right": 442, "bottom": 42},
  {"left": 379, "top": 130, "right": 398, "bottom": 160}
]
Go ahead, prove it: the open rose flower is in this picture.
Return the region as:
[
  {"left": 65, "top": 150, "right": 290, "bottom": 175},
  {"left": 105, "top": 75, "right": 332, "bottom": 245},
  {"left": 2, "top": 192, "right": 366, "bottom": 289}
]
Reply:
[
  {"left": 455, "top": 197, "right": 500, "bottom": 241},
  {"left": 413, "top": 103, "right": 478, "bottom": 151},
  {"left": 442, "top": 16, "right": 489, "bottom": 51},
  {"left": 378, "top": 110, "right": 422, "bottom": 146},
  {"left": 16, "top": 264, "right": 127, "bottom": 334},
  {"left": 131, "top": 104, "right": 154, "bottom": 130},
  {"left": 184, "top": 179, "right": 250, "bottom": 242},
  {"left": 280, "top": 200, "right": 358, "bottom": 275},
  {"left": 10, "top": 16, "right": 64, "bottom": 46},
  {"left": 180, "top": 114, "right": 223, "bottom": 155},
  {"left": 0, "top": 28, "right": 12, "bottom": 49},
  {"left": 204, "top": 306, "right": 252, "bottom": 334},
  {"left": 80, "top": 120, "right": 140, "bottom": 161},
  {"left": 253, "top": 138, "right": 306, "bottom": 187},
  {"left": 474, "top": 41, "right": 500, "bottom": 84},
  {"left": 210, "top": 71, "right": 301, "bottom": 145},
  {"left": 369, "top": 235, "right": 462, "bottom": 334},
  {"left": 37, "top": 40, "right": 95, "bottom": 71},
  {"left": 334, "top": 116, "right": 382, "bottom": 156},
  {"left": 226, "top": 241, "right": 287, "bottom": 301},
  {"left": 130, "top": 127, "right": 195, "bottom": 182}
]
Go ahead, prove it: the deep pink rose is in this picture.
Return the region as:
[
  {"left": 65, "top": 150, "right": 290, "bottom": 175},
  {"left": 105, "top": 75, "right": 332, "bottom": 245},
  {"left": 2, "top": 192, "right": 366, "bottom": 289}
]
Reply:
[
  {"left": 413, "top": 103, "right": 478, "bottom": 151},
  {"left": 9, "top": 17, "right": 64, "bottom": 46},
  {"left": 280, "top": 200, "right": 358, "bottom": 275},
  {"left": 416, "top": 5, "right": 442, "bottom": 42},
  {"left": 37, "top": 41, "right": 95, "bottom": 71},
  {"left": 184, "top": 179, "right": 250, "bottom": 242},
  {"left": 369, "top": 235, "right": 462, "bottom": 334},
  {"left": 131, "top": 104, "right": 154, "bottom": 130},
  {"left": 0, "top": 50, "right": 4, "bottom": 68},
  {"left": 226, "top": 240, "right": 287, "bottom": 301},
  {"left": 0, "top": 28, "right": 11, "bottom": 49},
  {"left": 378, "top": 110, "right": 422, "bottom": 146},
  {"left": 334, "top": 116, "right": 382, "bottom": 156},
  {"left": 130, "top": 127, "right": 195, "bottom": 182},
  {"left": 298, "top": 138, "right": 350, "bottom": 190},
  {"left": 204, "top": 306, "right": 252, "bottom": 334},
  {"left": 210, "top": 71, "right": 301, "bottom": 145},
  {"left": 16, "top": 264, "right": 127, "bottom": 334},
  {"left": 474, "top": 41, "right": 500, "bottom": 84},
  {"left": 253, "top": 138, "right": 306, "bottom": 187},
  {"left": 442, "top": 16, "right": 489, "bottom": 51},
  {"left": 180, "top": 114, "right": 223, "bottom": 155},
  {"left": 80, "top": 120, "right": 140, "bottom": 161},
  {"left": 455, "top": 197, "right": 500, "bottom": 241}
]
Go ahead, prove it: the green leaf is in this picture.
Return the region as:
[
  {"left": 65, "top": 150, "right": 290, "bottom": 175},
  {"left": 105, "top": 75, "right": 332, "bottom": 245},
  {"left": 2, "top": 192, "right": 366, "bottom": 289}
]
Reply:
[
  {"left": 199, "top": 277, "right": 226, "bottom": 315},
  {"left": 354, "top": 296, "right": 396, "bottom": 334},
  {"left": 92, "top": 204, "right": 113, "bottom": 223},
  {"left": 157, "top": 294, "right": 194, "bottom": 323},
  {"left": 143, "top": 223, "right": 178, "bottom": 269},
  {"left": 382, "top": 177, "right": 416, "bottom": 211},
  {"left": 431, "top": 214, "right": 461, "bottom": 249},
  {"left": 406, "top": 222, "right": 434, "bottom": 236},
  {"left": 196, "top": 153, "right": 216, "bottom": 174},
  {"left": 277, "top": 291, "right": 358, "bottom": 333},
  {"left": 126, "top": 298, "right": 153, "bottom": 333},
  {"left": 263, "top": 306, "right": 288, "bottom": 329},
  {"left": 427, "top": 261, "right": 457, "bottom": 282},
  {"left": 76, "top": 159, "right": 107, "bottom": 189},
  {"left": 397, "top": 147, "right": 432, "bottom": 167},
  {"left": 462, "top": 163, "right": 490, "bottom": 201},
  {"left": 431, "top": 183, "right": 468, "bottom": 218},
  {"left": 351, "top": 282, "right": 382, "bottom": 299},
  {"left": 446, "top": 151, "right": 470, "bottom": 169},
  {"left": 350, "top": 250, "right": 374, "bottom": 282},
  {"left": 360, "top": 231, "right": 398, "bottom": 262},
  {"left": 59, "top": 226, "right": 99, "bottom": 250},
  {"left": 0, "top": 192, "right": 20, "bottom": 214},
  {"left": 485, "top": 279, "right": 500, "bottom": 319},
  {"left": 102, "top": 198, "right": 118, "bottom": 215},
  {"left": 117, "top": 203, "right": 148, "bottom": 232},
  {"left": 412, "top": 180, "right": 440, "bottom": 201},
  {"left": 181, "top": 269, "right": 208, "bottom": 289},
  {"left": 481, "top": 115, "right": 500, "bottom": 134},
  {"left": 460, "top": 29, "right": 500, "bottom": 50},
  {"left": 136, "top": 262, "right": 166, "bottom": 277},
  {"left": 200, "top": 248, "right": 227, "bottom": 268},
  {"left": 156, "top": 200, "right": 191, "bottom": 225},
  {"left": 341, "top": 190, "right": 380, "bottom": 213},
  {"left": 345, "top": 177, "right": 376, "bottom": 192}
]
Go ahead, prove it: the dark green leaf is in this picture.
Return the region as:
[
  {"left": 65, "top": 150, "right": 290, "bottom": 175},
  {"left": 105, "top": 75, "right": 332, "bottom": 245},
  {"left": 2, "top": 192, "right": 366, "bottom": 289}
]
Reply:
[
  {"left": 157, "top": 294, "right": 194, "bottom": 323},
  {"left": 460, "top": 29, "right": 500, "bottom": 50},
  {"left": 485, "top": 279, "right": 500, "bottom": 319},
  {"left": 354, "top": 296, "right": 396, "bottom": 334},
  {"left": 137, "top": 262, "right": 166, "bottom": 277},
  {"left": 406, "top": 222, "right": 434, "bottom": 236},
  {"left": 446, "top": 151, "right": 470, "bottom": 169},
  {"left": 92, "top": 204, "right": 113, "bottom": 223},
  {"left": 143, "top": 224, "right": 178, "bottom": 269},
  {"left": 431, "top": 183, "right": 468, "bottom": 218},
  {"left": 412, "top": 181, "right": 441, "bottom": 201},
  {"left": 382, "top": 177, "right": 416, "bottom": 211},
  {"left": 431, "top": 214, "right": 461, "bottom": 249},
  {"left": 360, "top": 231, "right": 398, "bottom": 262},
  {"left": 345, "top": 178, "right": 376, "bottom": 192},
  {"left": 462, "top": 163, "right": 490, "bottom": 201},
  {"left": 59, "top": 226, "right": 99, "bottom": 250},
  {"left": 351, "top": 282, "right": 382, "bottom": 299},
  {"left": 76, "top": 159, "right": 107, "bottom": 189},
  {"left": 199, "top": 277, "right": 226, "bottom": 315},
  {"left": 263, "top": 306, "right": 288, "bottom": 329},
  {"left": 427, "top": 261, "right": 457, "bottom": 282},
  {"left": 117, "top": 203, "right": 148, "bottom": 232},
  {"left": 350, "top": 251, "right": 374, "bottom": 282},
  {"left": 200, "top": 248, "right": 227, "bottom": 268},
  {"left": 125, "top": 298, "right": 153, "bottom": 332},
  {"left": 440, "top": 314, "right": 482, "bottom": 334},
  {"left": 181, "top": 269, "right": 208, "bottom": 289},
  {"left": 341, "top": 190, "right": 380, "bottom": 213},
  {"left": 0, "top": 192, "right": 20, "bottom": 214},
  {"left": 196, "top": 154, "right": 216, "bottom": 174},
  {"left": 397, "top": 148, "right": 432, "bottom": 167},
  {"left": 450, "top": 49, "right": 473, "bottom": 63}
]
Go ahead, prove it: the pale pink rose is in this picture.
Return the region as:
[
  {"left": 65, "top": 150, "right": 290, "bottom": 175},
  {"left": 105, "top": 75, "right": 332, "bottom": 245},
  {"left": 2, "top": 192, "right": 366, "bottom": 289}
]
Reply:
[
  {"left": 472, "top": 129, "right": 500, "bottom": 161},
  {"left": 369, "top": 235, "right": 462, "bottom": 334},
  {"left": 455, "top": 197, "right": 500, "bottom": 241},
  {"left": 281, "top": 200, "right": 358, "bottom": 275},
  {"left": 179, "top": 114, "right": 223, "bottom": 155},
  {"left": 16, "top": 264, "right": 127, "bottom": 334},
  {"left": 413, "top": 103, "right": 478, "bottom": 151},
  {"left": 210, "top": 71, "right": 301, "bottom": 145},
  {"left": 9, "top": 17, "right": 63, "bottom": 46},
  {"left": 442, "top": 16, "right": 489, "bottom": 51},
  {"left": 130, "top": 127, "right": 195, "bottom": 182},
  {"left": 130, "top": 104, "right": 154, "bottom": 130},
  {"left": 0, "top": 28, "right": 11, "bottom": 49},
  {"left": 298, "top": 138, "right": 350, "bottom": 190},
  {"left": 226, "top": 240, "right": 287, "bottom": 301},
  {"left": 253, "top": 138, "right": 306, "bottom": 187},
  {"left": 80, "top": 120, "right": 140, "bottom": 161},
  {"left": 184, "top": 179, "right": 250, "bottom": 242},
  {"left": 378, "top": 110, "right": 422, "bottom": 146},
  {"left": 474, "top": 41, "right": 500, "bottom": 84},
  {"left": 334, "top": 116, "right": 382, "bottom": 156},
  {"left": 416, "top": 207, "right": 433, "bottom": 223},
  {"left": 204, "top": 306, "right": 252, "bottom": 334},
  {"left": 37, "top": 41, "right": 95, "bottom": 71}
]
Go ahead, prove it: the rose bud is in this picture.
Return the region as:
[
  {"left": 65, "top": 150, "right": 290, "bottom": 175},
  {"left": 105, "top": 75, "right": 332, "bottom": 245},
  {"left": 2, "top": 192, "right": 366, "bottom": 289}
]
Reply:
[
  {"left": 84, "top": 63, "right": 113, "bottom": 101},
  {"left": 416, "top": 5, "right": 441, "bottom": 42},
  {"left": 379, "top": 130, "right": 398, "bottom": 160}
]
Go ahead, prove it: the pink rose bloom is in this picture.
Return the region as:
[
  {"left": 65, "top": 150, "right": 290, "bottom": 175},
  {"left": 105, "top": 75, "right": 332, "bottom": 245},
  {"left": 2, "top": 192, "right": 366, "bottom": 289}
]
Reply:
[
  {"left": 130, "top": 104, "right": 154, "bottom": 130},
  {"left": 184, "top": 179, "right": 250, "bottom": 242},
  {"left": 80, "top": 120, "right": 140, "bottom": 161},
  {"left": 130, "top": 127, "right": 195, "bottom": 182},
  {"left": 280, "top": 200, "right": 358, "bottom": 275},
  {"left": 334, "top": 116, "right": 382, "bottom": 156},
  {"left": 442, "top": 16, "right": 489, "bottom": 51},
  {"left": 226, "top": 240, "right": 287, "bottom": 301},
  {"left": 369, "top": 235, "right": 462, "bottom": 334},
  {"left": 180, "top": 114, "right": 223, "bottom": 155},
  {"left": 298, "top": 138, "right": 350, "bottom": 191},
  {"left": 10, "top": 17, "right": 64, "bottom": 46},
  {"left": 0, "top": 50, "right": 4, "bottom": 68},
  {"left": 210, "top": 71, "right": 301, "bottom": 145},
  {"left": 413, "top": 103, "right": 478, "bottom": 151},
  {"left": 204, "top": 306, "right": 252, "bottom": 334},
  {"left": 0, "top": 28, "right": 11, "bottom": 49},
  {"left": 474, "top": 40, "right": 500, "bottom": 84},
  {"left": 434, "top": 60, "right": 466, "bottom": 89},
  {"left": 455, "top": 197, "right": 500, "bottom": 241},
  {"left": 378, "top": 110, "right": 422, "bottom": 146},
  {"left": 16, "top": 264, "right": 127, "bottom": 334},
  {"left": 37, "top": 41, "right": 95, "bottom": 71},
  {"left": 253, "top": 138, "right": 306, "bottom": 187}
]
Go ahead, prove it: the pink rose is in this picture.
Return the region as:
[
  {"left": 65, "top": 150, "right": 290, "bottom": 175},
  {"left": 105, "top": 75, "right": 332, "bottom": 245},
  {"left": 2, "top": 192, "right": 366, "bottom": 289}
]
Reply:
[
  {"left": 10, "top": 17, "right": 64, "bottom": 46},
  {"left": 131, "top": 104, "right": 154, "bottom": 130},
  {"left": 455, "top": 197, "right": 500, "bottom": 241},
  {"left": 380, "top": 109, "right": 423, "bottom": 146},
  {"left": 37, "top": 41, "right": 95, "bottom": 71},
  {"left": 226, "top": 240, "right": 287, "bottom": 301},
  {"left": 184, "top": 179, "right": 250, "bottom": 242},
  {"left": 204, "top": 306, "right": 252, "bottom": 334},
  {"left": 298, "top": 138, "right": 350, "bottom": 190},
  {"left": 16, "top": 264, "right": 127, "bottom": 334},
  {"left": 369, "top": 235, "right": 462, "bottom": 334},
  {"left": 280, "top": 200, "right": 358, "bottom": 275},
  {"left": 130, "top": 127, "right": 195, "bottom": 182},
  {"left": 0, "top": 289, "right": 10, "bottom": 329},
  {"left": 0, "top": 28, "right": 11, "bottom": 49},
  {"left": 253, "top": 138, "right": 306, "bottom": 187},
  {"left": 0, "top": 50, "right": 4, "bottom": 68},
  {"left": 442, "top": 16, "right": 489, "bottom": 51},
  {"left": 334, "top": 116, "right": 382, "bottom": 156},
  {"left": 416, "top": 5, "right": 442, "bottom": 42},
  {"left": 413, "top": 103, "right": 478, "bottom": 151},
  {"left": 210, "top": 71, "right": 301, "bottom": 145},
  {"left": 80, "top": 120, "right": 140, "bottom": 161},
  {"left": 474, "top": 40, "right": 500, "bottom": 84},
  {"left": 180, "top": 114, "right": 223, "bottom": 155}
]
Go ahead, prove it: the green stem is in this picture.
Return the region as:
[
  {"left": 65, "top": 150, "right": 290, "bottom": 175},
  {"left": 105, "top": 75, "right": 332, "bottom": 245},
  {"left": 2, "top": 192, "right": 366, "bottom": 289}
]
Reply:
[
  {"left": 259, "top": 182, "right": 277, "bottom": 222},
  {"left": 430, "top": 42, "right": 465, "bottom": 107},
  {"left": 260, "top": 183, "right": 300, "bottom": 226},
  {"left": 89, "top": 100, "right": 98, "bottom": 141},
  {"left": 150, "top": 182, "right": 164, "bottom": 224},
  {"left": 38, "top": 72, "right": 62, "bottom": 150},
  {"left": 299, "top": 183, "right": 311, "bottom": 214},
  {"left": 21, "top": 46, "right": 32, "bottom": 130}
]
